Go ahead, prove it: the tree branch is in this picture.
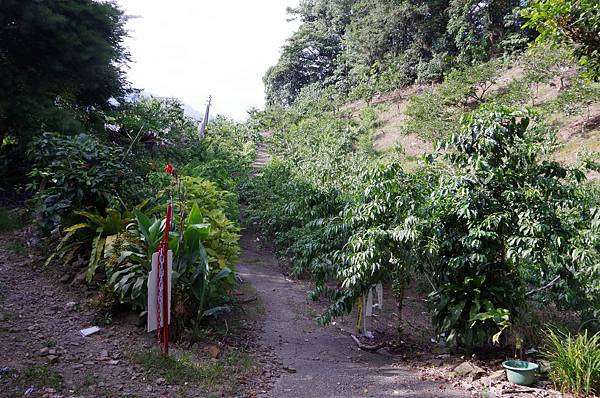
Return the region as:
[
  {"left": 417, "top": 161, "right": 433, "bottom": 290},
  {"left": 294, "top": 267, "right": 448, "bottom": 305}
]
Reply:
[
  {"left": 350, "top": 334, "right": 386, "bottom": 352},
  {"left": 526, "top": 275, "right": 561, "bottom": 297}
]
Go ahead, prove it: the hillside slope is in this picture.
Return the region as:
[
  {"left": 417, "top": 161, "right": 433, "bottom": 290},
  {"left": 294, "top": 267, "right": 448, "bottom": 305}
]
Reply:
[{"left": 346, "top": 58, "right": 600, "bottom": 177}]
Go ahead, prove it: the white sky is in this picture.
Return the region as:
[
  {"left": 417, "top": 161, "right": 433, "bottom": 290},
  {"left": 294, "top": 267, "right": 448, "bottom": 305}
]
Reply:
[{"left": 117, "top": 0, "right": 299, "bottom": 121}]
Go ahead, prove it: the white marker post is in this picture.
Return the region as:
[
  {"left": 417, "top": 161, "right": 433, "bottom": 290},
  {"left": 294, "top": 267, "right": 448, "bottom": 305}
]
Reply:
[{"left": 147, "top": 250, "right": 172, "bottom": 333}]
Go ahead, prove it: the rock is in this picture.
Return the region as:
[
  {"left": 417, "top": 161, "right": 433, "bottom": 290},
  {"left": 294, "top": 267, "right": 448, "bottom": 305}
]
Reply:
[
  {"left": 39, "top": 347, "right": 49, "bottom": 356},
  {"left": 206, "top": 345, "right": 221, "bottom": 359},
  {"left": 47, "top": 355, "right": 59, "bottom": 364},
  {"left": 107, "top": 360, "right": 120, "bottom": 366},
  {"left": 48, "top": 348, "right": 57, "bottom": 356},
  {"left": 59, "top": 274, "right": 71, "bottom": 283},
  {"left": 480, "top": 370, "right": 506, "bottom": 386},
  {"left": 283, "top": 366, "right": 297, "bottom": 373},
  {"left": 156, "top": 377, "right": 166, "bottom": 385},
  {"left": 65, "top": 301, "right": 77, "bottom": 311},
  {"left": 125, "top": 312, "right": 145, "bottom": 327},
  {"left": 538, "top": 360, "right": 551, "bottom": 374},
  {"left": 452, "top": 361, "right": 486, "bottom": 381}
]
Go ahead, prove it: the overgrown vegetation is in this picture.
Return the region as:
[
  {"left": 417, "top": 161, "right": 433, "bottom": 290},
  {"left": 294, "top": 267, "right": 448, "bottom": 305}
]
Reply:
[
  {"left": 247, "top": 0, "right": 600, "bottom": 359},
  {"left": 0, "top": 1, "right": 258, "bottom": 343},
  {"left": 543, "top": 328, "right": 600, "bottom": 396},
  {"left": 1, "top": 0, "right": 599, "bottom": 394}
]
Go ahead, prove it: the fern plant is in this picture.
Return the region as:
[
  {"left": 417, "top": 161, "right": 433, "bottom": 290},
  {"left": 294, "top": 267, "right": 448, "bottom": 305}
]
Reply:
[{"left": 45, "top": 208, "right": 133, "bottom": 283}]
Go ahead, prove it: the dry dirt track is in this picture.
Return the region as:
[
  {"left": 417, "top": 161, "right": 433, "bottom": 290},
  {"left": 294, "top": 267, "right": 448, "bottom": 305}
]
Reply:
[
  {"left": 0, "top": 231, "right": 190, "bottom": 397},
  {"left": 236, "top": 221, "right": 468, "bottom": 398}
]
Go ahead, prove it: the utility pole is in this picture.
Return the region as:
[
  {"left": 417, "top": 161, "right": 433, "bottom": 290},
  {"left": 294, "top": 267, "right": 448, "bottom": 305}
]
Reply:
[{"left": 198, "top": 95, "right": 211, "bottom": 138}]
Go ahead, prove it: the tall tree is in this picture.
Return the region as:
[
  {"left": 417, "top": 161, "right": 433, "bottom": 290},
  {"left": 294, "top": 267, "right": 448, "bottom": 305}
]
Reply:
[
  {"left": 0, "top": 0, "right": 130, "bottom": 147},
  {"left": 343, "top": 0, "right": 450, "bottom": 81},
  {"left": 447, "top": 0, "right": 525, "bottom": 64},
  {"left": 264, "top": 0, "right": 356, "bottom": 105}
]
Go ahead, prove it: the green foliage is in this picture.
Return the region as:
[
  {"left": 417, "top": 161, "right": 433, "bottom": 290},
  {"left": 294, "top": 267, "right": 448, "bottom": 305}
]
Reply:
[
  {"left": 405, "top": 60, "right": 502, "bottom": 140},
  {"left": 27, "top": 132, "right": 125, "bottom": 232},
  {"left": 112, "top": 96, "right": 199, "bottom": 150},
  {"left": 250, "top": 98, "right": 600, "bottom": 350},
  {"left": 524, "top": 0, "right": 600, "bottom": 80},
  {"left": 190, "top": 116, "right": 259, "bottom": 192},
  {"left": 0, "top": 207, "right": 20, "bottom": 233},
  {"left": 45, "top": 208, "right": 134, "bottom": 283},
  {"left": 417, "top": 106, "right": 595, "bottom": 347},
  {"left": 264, "top": 0, "right": 356, "bottom": 105},
  {"left": 109, "top": 176, "right": 239, "bottom": 326},
  {"left": 265, "top": 0, "right": 533, "bottom": 104},
  {"left": 543, "top": 328, "right": 600, "bottom": 396},
  {"left": 0, "top": 0, "right": 129, "bottom": 149},
  {"left": 447, "top": 0, "right": 523, "bottom": 64},
  {"left": 130, "top": 348, "right": 230, "bottom": 390}
]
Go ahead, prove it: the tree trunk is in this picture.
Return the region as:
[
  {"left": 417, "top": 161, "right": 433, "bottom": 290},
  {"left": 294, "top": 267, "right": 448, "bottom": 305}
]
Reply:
[{"left": 396, "top": 283, "right": 405, "bottom": 338}]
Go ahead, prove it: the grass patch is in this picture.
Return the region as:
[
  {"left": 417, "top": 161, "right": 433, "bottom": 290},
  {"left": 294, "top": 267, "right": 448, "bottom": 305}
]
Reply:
[
  {"left": 6, "top": 242, "right": 26, "bottom": 255},
  {"left": 17, "top": 365, "right": 63, "bottom": 389},
  {"left": 0, "top": 207, "right": 20, "bottom": 233},
  {"left": 543, "top": 328, "right": 600, "bottom": 396},
  {"left": 130, "top": 348, "right": 232, "bottom": 391},
  {"left": 0, "top": 312, "right": 14, "bottom": 322}
]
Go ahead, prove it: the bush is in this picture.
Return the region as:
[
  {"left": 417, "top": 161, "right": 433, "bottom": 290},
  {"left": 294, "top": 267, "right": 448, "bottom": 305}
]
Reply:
[
  {"left": 0, "top": 207, "right": 20, "bottom": 233},
  {"left": 543, "top": 328, "right": 600, "bottom": 396},
  {"left": 404, "top": 60, "right": 501, "bottom": 140},
  {"left": 108, "top": 175, "right": 239, "bottom": 329},
  {"left": 27, "top": 132, "right": 125, "bottom": 232}
]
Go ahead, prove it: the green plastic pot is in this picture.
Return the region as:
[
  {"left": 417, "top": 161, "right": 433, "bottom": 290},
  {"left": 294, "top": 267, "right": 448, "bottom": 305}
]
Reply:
[{"left": 502, "top": 360, "right": 539, "bottom": 386}]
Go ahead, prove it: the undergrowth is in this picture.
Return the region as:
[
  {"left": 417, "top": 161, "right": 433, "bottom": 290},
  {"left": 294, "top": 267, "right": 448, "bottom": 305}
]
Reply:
[{"left": 543, "top": 329, "right": 600, "bottom": 397}]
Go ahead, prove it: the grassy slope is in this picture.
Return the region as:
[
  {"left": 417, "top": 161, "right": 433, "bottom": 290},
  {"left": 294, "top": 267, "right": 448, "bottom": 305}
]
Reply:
[{"left": 348, "top": 62, "right": 600, "bottom": 177}]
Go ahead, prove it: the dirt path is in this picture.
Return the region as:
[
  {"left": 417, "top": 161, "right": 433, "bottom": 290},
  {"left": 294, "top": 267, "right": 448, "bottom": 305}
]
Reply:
[
  {"left": 237, "top": 222, "right": 467, "bottom": 398},
  {"left": 0, "top": 232, "right": 189, "bottom": 397},
  {"left": 251, "top": 131, "right": 272, "bottom": 173}
]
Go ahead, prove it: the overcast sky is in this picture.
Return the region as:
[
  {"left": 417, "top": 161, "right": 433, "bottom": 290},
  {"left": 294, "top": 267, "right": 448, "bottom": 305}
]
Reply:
[{"left": 117, "top": 0, "right": 299, "bottom": 120}]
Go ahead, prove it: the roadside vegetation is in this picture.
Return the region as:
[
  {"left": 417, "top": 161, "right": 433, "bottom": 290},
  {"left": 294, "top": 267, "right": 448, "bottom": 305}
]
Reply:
[
  {"left": 247, "top": 0, "right": 600, "bottom": 395},
  {"left": 1, "top": 0, "right": 599, "bottom": 396}
]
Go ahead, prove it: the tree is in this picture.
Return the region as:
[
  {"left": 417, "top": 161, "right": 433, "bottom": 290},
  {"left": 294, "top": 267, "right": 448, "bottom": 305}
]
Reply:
[
  {"left": 264, "top": 0, "right": 356, "bottom": 105},
  {"left": 344, "top": 0, "right": 450, "bottom": 84},
  {"left": 524, "top": 0, "right": 600, "bottom": 80},
  {"left": 0, "top": 0, "right": 130, "bottom": 148},
  {"left": 417, "top": 106, "right": 598, "bottom": 349},
  {"left": 447, "top": 0, "right": 524, "bottom": 64}
]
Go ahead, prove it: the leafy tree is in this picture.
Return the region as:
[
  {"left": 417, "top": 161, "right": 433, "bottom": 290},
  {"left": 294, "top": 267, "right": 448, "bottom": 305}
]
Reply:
[
  {"left": 524, "top": 0, "right": 600, "bottom": 80},
  {"left": 0, "top": 0, "right": 130, "bottom": 147},
  {"left": 415, "top": 106, "right": 598, "bottom": 349},
  {"left": 111, "top": 96, "right": 199, "bottom": 150},
  {"left": 264, "top": 0, "right": 356, "bottom": 105},
  {"left": 344, "top": 0, "right": 450, "bottom": 85},
  {"left": 447, "top": 0, "right": 524, "bottom": 64}
]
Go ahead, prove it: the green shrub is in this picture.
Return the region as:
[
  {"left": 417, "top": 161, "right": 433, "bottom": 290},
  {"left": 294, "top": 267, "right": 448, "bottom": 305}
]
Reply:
[
  {"left": 27, "top": 132, "right": 125, "bottom": 232},
  {"left": 543, "top": 328, "right": 600, "bottom": 396},
  {"left": 108, "top": 176, "right": 239, "bottom": 327},
  {"left": 0, "top": 207, "right": 20, "bottom": 233},
  {"left": 404, "top": 60, "right": 502, "bottom": 140}
]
